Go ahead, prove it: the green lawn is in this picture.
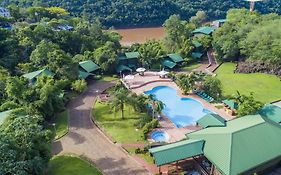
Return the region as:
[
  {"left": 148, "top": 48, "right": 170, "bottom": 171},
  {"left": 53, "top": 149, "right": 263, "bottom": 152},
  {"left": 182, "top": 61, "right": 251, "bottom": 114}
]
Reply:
[
  {"left": 125, "top": 147, "right": 154, "bottom": 164},
  {"left": 216, "top": 63, "right": 281, "bottom": 103},
  {"left": 51, "top": 110, "right": 68, "bottom": 140},
  {"left": 47, "top": 155, "right": 102, "bottom": 175},
  {"left": 93, "top": 100, "right": 147, "bottom": 144},
  {"left": 180, "top": 62, "right": 201, "bottom": 71},
  {"left": 99, "top": 75, "right": 118, "bottom": 82}
]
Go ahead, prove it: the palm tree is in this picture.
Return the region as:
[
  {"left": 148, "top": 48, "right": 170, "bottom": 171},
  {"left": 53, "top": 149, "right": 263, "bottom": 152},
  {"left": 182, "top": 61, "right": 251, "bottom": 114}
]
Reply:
[
  {"left": 146, "top": 94, "right": 165, "bottom": 119},
  {"left": 109, "top": 87, "right": 129, "bottom": 119}
]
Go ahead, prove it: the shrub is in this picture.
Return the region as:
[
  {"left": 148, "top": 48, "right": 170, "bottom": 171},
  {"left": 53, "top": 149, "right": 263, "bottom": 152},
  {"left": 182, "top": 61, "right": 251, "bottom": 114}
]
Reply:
[
  {"left": 71, "top": 79, "right": 87, "bottom": 93},
  {"left": 142, "top": 119, "right": 159, "bottom": 139}
]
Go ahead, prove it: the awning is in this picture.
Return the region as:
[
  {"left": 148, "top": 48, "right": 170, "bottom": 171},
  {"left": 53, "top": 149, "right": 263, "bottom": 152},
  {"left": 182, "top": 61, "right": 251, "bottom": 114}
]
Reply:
[
  {"left": 161, "top": 60, "right": 177, "bottom": 69},
  {"left": 222, "top": 100, "right": 238, "bottom": 110},
  {"left": 116, "top": 64, "right": 132, "bottom": 73},
  {"left": 197, "top": 114, "right": 226, "bottom": 128},
  {"left": 149, "top": 139, "right": 204, "bottom": 166},
  {"left": 167, "top": 54, "right": 184, "bottom": 63},
  {"left": 79, "top": 71, "right": 92, "bottom": 79},
  {"left": 191, "top": 52, "right": 204, "bottom": 59}
]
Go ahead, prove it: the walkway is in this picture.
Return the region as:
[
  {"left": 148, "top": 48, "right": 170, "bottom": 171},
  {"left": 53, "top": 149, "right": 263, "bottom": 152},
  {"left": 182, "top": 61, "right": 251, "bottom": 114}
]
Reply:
[{"left": 52, "top": 80, "right": 149, "bottom": 175}]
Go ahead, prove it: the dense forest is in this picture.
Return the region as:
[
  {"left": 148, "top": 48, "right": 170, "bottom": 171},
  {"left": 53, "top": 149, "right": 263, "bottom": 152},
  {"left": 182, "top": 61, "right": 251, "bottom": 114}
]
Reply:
[
  {"left": 212, "top": 9, "right": 281, "bottom": 76},
  {"left": 0, "top": 7, "right": 122, "bottom": 174},
  {"left": 1, "top": 0, "right": 281, "bottom": 27}
]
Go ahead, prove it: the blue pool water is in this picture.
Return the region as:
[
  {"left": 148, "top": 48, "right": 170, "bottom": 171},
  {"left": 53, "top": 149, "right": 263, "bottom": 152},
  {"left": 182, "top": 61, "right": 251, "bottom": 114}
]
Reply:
[
  {"left": 151, "top": 131, "right": 170, "bottom": 142},
  {"left": 145, "top": 86, "right": 214, "bottom": 128}
]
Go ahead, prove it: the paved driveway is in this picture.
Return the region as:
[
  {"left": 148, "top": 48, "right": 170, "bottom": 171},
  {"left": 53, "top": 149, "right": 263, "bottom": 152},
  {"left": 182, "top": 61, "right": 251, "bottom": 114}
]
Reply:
[{"left": 52, "top": 80, "right": 149, "bottom": 175}]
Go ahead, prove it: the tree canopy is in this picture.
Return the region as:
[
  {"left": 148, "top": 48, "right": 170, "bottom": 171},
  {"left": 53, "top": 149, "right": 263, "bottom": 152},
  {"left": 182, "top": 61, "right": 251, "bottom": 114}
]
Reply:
[{"left": 1, "top": 0, "right": 280, "bottom": 27}]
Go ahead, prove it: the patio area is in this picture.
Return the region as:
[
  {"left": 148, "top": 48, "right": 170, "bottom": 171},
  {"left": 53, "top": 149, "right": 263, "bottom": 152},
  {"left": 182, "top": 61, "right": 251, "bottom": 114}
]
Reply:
[
  {"left": 122, "top": 73, "right": 234, "bottom": 143},
  {"left": 121, "top": 71, "right": 173, "bottom": 89}
]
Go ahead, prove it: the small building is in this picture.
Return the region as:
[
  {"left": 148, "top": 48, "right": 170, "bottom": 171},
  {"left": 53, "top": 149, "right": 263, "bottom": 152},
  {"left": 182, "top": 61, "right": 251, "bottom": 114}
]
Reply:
[
  {"left": 0, "top": 7, "right": 10, "bottom": 17},
  {"left": 116, "top": 51, "right": 140, "bottom": 73},
  {"left": 191, "top": 41, "right": 204, "bottom": 59},
  {"left": 222, "top": 99, "right": 238, "bottom": 115},
  {"left": 212, "top": 19, "right": 227, "bottom": 28},
  {"left": 150, "top": 107, "right": 281, "bottom": 175},
  {"left": 161, "top": 53, "right": 183, "bottom": 69},
  {"left": 23, "top": 68, "right": 55, "bottom": 84},
  {"left": 78, "top": 60, "right": 100, "bottom": 79},
  {"left": 192, "top": 26, "right": 216, "bottom": 36}
]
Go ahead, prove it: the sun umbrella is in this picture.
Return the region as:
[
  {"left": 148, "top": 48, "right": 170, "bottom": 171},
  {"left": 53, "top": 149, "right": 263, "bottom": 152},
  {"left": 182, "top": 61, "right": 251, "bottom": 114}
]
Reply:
[{"left": 136, "top": 67, "right": 146, "bottom": 72}]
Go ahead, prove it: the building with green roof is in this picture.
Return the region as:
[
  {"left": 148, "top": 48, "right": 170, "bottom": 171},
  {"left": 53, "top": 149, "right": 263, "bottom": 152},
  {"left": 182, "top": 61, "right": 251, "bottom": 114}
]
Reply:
[
  {"left": 222, "top": 100, "right": 238, "bottom": 110},
  {"left": 259, "top": 104, "right": 281, "bottom": 125},
  {"left": 23, "top": 68, "right": 55, "bottom": 84},
  {"left": 191, "top": 52, "right": 204, "bottom": 59},
  {"left": 150, "top": 139, "right": 204, "bottom": 166},
  {"left": 79, "top": 60, "right": 100, "bottom": 73},
  {"left": 192, "top": 26, "right": 216, "bottom": 35},
  {"left": 149, "top": 107, "right": 281, "bottom": 175},
  {"left": 197, "top": 114, "right": 226, "bottom": 128},
  {"left": 161, "top": 59, "right": 177, "bottom": 69},
  {"left": 167, "top": 54, "right": 184, "bottom": 63},
  {"left": 116, "top": 52, "right": 140, "bottom": 73},
  {"left": 125, "top": 52, "right": 140, "bottom": 59}
]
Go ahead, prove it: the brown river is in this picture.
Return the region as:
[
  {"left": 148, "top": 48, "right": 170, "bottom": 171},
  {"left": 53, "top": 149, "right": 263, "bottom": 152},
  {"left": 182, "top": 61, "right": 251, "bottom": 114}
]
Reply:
[{"left": 114, "top": 27, "right": 165, "bottom": 46}]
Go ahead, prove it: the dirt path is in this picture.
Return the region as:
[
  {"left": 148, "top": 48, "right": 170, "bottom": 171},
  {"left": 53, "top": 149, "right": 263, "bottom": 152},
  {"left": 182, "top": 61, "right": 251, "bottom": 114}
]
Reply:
[{"left": 52, "top": 80, "right": 149, "bottom": 175}]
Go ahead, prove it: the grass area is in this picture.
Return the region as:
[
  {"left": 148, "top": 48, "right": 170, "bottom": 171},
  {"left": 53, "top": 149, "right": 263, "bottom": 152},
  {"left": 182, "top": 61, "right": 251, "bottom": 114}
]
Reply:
[
  {"left": 180, "top": 62, "right": 201, "bottom": 71},
  {"left": 125, "top": 147, "right": 154, "bottom": 164},
  {"left": 47, "top": 155, "right": 102, "bottom": 175},
  {"left": 216, "top": 63, "right": 281, "bottom": 103},
  {"left": 51, "top": 110, "right": 68, "bottom": 140},
  {"left": 93, "top": 100, "right": 148, "bottom": 144},
  {"left": 98, "top": 75, "right": 118, "bottom": 82}
]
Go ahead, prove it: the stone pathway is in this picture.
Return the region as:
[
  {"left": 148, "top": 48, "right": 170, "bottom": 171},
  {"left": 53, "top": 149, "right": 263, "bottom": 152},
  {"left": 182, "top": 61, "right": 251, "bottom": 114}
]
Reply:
[{"left": 52, "top": 80, "right": 149, "bottom": 175}]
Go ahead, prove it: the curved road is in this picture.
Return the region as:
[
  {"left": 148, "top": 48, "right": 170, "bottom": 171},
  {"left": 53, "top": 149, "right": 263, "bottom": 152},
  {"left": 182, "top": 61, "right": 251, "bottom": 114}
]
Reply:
[{"left": 52, "top": 81, "right": 149, "bottom": 175}]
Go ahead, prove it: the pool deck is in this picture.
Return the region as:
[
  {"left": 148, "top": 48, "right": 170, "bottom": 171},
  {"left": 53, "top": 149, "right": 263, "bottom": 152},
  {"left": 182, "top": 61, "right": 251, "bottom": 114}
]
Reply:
[{"left": 127, "top": 75, "right": 234, "bottom": 142}]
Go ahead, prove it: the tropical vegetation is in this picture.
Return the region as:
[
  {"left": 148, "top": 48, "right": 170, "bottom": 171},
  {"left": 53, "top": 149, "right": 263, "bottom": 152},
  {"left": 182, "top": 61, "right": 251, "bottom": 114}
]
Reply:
[{"left": 1, "top": 0, "right": 280, "bottom": 27}]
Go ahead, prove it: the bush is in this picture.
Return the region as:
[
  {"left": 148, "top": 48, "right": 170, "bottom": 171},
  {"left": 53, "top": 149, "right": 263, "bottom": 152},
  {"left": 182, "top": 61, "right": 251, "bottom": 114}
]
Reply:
[
  {"left": 112, "top": 75, "right": 118, "bottom": 78},
  {"left": 71, "top": 79, "right": 87, "bottom": 93},
  {"left": 142, "top": 119, "right": 159, "bottom": 139}
]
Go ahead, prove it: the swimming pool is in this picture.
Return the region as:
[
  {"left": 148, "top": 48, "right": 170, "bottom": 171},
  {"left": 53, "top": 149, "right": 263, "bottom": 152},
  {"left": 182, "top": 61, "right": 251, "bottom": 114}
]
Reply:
[
  {"left": 151, "top": 131, "right": 170, "bottom": 142},
  {"left": 145, "top": 86, "right": 214, "bottom": 128}
]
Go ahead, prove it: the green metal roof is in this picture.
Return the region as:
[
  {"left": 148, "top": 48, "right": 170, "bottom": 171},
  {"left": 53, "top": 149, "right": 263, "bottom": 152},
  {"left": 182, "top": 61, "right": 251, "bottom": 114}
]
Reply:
[
  {"left": 188, "top": 115, "right": 281, "bottom": 175},
  {"left": 78, "top": 71, "right": 92, "bottom": 79},
  {"left": 23, "top": 68, "right": 54, "bottom": 80},
  {"left": 125, "top": 52, "right": 140, "bottom": 59},
  {"left": 0, "top": 110, "right": 12, "bottom": 125},
  {"left": 116, "top": 64, "right": 132, "bottom": 73},
  {"left": 149, "top": 139, "right": 204, "bottom": 166},
  {"left": 167, "top": 54, "right": 184, "bottom": 63},
  {"left": 118, "top": 55, "right": 128, "bottom": 61},
  {"left": 161, "top": 59, "right": 177, "bottom": 69},
  {"left": 197, "top": 114, "right": 226, "bottom": 128},
  {"left": 192, "top": 41, "right": 203, "bottom": 48},
  {"left": 191, "top": 52, "right": 204, "bottom": 59},
  {"left": 192, "top": 26, "right": 216, "bottom": 35},
  {"left": 259, "top": 104, "right": 281, "bottom": 124},
  {"left": 222, "top": 100, "right": 238, "bottom": 110},
  {"left": 79, "top": 60, "right": 100, "bottom": 73}
]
